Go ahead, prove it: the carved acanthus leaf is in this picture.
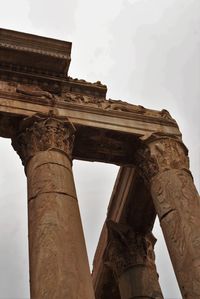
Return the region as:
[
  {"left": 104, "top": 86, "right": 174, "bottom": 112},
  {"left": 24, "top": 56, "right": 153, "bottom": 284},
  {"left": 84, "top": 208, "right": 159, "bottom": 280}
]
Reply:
[
  {"left": 12, "top": 115, "right": 75, "bottom": 166},
  {"left": 135, "top": 134, "right": 189, "bottom": 183},
  {"left": 104, "top": 221, "right": 156, "bottom": 279}
]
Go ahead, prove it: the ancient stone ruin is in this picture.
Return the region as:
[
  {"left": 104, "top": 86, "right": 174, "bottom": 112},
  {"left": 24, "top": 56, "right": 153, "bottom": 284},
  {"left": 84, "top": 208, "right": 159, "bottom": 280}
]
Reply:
[{"left": 0, "top": 28, "right": 199, "bottom": 299}]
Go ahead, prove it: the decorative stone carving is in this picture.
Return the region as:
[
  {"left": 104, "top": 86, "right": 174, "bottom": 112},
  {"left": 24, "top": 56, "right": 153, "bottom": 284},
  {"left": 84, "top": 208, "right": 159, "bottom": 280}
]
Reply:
[
  {"left": 0, "top": 80, "right": 56, "bottom": 102},
  {"left": 12, "top": 115, "right": 75, "bottom": 166},
  {"left": 0, "top": 76, "right": 61, "bottom": 94},
  {"left": 104, "top": 221, "right": 163, "bottom": 299},
  {"left": 16, "top": 85, "right": 54, "bottom": 100},
  {"left": 104, "top": 221, "right": 156, "bottom": 279},
  {"left": 62, "top": 92, "right": 145, "bottom": 113},
  {"left": 0, "top": 28, "right": 72, "bottom": 78},
  {"left": 11, "top": 114, "right": 95, "bottom": 299},
  {"left": 68, "top": 77, "right": 107, "bottom": 88},
  {"left": 0, "top": 79, "right": 17, "bottom": 93},
  {"left": 0, "top": 41, "right": 68, "bottom": 59},
  {"left": 135, "top": 133, "right": 189, "bottom": 183},
  {"left": 0, "top": 78, "right": 176, "bottom": 126},
  {"left": 60, "top": 93, "right": 175, "bottom": 123},
  {"left": 136, "top": 133, "right": 200, "bottom": 298}
]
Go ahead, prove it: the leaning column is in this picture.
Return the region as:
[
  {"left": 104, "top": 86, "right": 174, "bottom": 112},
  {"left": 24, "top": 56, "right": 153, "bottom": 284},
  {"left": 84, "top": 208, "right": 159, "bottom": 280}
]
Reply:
[
  {"left": 104, "top": 221, "right": 163, "bottom": 299},
  {"left": 136, "top": 134, "right": 200, "bottom": 299},
  {"left": 12, "top": 115, "right": 95, "bottom": 299}
]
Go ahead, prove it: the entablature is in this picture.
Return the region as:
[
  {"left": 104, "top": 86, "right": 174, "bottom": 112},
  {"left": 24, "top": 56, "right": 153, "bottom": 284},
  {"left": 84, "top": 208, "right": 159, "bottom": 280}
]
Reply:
[{"left": 0, "top": 29, "right": 182, "bottom": 166}]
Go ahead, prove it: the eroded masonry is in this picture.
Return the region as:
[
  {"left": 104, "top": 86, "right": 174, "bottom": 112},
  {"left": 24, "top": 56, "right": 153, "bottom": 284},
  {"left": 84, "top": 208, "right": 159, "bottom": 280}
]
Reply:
[{"left": 0, "top": 28, "right": 199, "bottom": 299}]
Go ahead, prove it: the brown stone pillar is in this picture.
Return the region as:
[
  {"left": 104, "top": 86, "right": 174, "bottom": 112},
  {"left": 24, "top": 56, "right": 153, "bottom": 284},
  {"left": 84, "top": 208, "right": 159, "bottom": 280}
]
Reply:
[
  {"left": 12, "top": 115, "right": 95, "bottom": 299},
  {"left": 136, "top": 134, "right": 200, "bottom": 299},
  {"left": 104, "top": 221, "right": 163, "bottom": 299}
]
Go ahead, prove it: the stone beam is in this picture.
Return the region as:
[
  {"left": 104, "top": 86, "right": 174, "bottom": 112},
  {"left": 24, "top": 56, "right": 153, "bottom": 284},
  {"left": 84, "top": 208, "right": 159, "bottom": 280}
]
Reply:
[
  {"left": 0, "top": 84, "right": 180, "bottom": 139},
  {"left": 0, "top": 82, "right": 181, "bottom": 165}
]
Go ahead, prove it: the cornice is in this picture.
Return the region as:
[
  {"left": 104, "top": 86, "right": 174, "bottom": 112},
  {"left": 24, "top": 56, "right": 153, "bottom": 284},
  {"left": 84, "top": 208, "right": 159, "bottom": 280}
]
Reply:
[
  {"left": 0, "top": 29, "right": 107, "bottom": 98},
  {"left": 0, "top": 41, "right": 69, "bottom": 59},
  {"left": 0, "top": 28, "right": 71, "bottom": 77}
]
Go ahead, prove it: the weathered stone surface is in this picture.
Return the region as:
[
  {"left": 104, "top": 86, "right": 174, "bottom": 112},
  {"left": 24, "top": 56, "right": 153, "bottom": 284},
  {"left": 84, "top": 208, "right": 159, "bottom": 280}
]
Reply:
[
  {"left": 104, "top": 221, "right": 163, "bottom": 299},
  {"left": 92, "top": 167, "right": 159, "bottom": 298},
  {"left": 1, "top": 28, "right": 200, "bottom": 298},
  {"left": 12, "top": 115, "right": 75, "bottom": 166},
  {"left": 135, "top": 134, "right": 189, "bottom": 184},
  {"left": 136, "top": 134, "right": 200, "bottom": 299},
  {"left": 0, "top": 28, "right": 72, "bottom": 77},
  {"left": 12, "top": 116, "right": 95, "bottom": 299},
  {"left": 92, "top": 167, "right": 158, "bottom": 298},
  {"left": 0, "top": 79, "right": 181, "bottom": 138}
]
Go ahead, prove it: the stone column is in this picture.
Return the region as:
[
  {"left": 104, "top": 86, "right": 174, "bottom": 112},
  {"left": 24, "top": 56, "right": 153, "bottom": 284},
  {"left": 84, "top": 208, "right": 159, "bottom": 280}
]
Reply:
[
  {"left": 104, "top": 221, "right": 163, "bottom": 299},
  {"left": 12, "top": 115, "right": 95, "bottom": 299},
  {"left": 136, "top": 134, "right": 200, "bottom": 299}
]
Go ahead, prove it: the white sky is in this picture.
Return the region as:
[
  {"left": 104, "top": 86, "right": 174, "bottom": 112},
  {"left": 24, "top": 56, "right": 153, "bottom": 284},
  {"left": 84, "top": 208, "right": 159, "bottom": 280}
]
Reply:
[{"left": 0, "top": 0, "right": 200, "bottom": 298}]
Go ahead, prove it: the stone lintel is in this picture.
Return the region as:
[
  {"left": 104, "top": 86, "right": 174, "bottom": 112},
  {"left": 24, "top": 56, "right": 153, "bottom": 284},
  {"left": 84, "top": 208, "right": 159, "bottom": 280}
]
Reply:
[
  {"left": 0, "top": 86, "right": 181, "bottom": 137},
  {"left": 0, "top": 82, "right": 181, "bottom": 165},
  {"left": 92, "top": 167, "right": 156, "bottom": 298}
]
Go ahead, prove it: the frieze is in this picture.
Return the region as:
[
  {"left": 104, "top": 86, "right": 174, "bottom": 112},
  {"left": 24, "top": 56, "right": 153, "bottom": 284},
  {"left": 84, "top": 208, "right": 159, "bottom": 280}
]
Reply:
[
  {"left": 0, "top": 72, "right": 62, "bottom": 94},
  {"left": 0, "top": 41, "right": 69, "bottom": 59},
  {"left": 62, "top": 92, "right": 146, "bottom": 113},
  {"left": 16, "top": 85, "right": 54, "bottom": 100},
  {"left": 0, "top": 79, "right": 177, "bottom": 123},
  {"left": 61, "top": 88, "right": 173, "bottom": 119}
]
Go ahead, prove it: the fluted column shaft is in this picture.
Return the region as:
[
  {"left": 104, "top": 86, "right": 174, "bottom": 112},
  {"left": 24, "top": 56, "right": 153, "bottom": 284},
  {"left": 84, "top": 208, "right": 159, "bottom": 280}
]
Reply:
[
  {"left": 12, "top": 115, "right": 95, "bottom": 299},
  {"left": 136, "top": 134, "right": 200, "bottom": 299},
  {"left": 105, "top": 221, "right": 163, "bottom": 299}
]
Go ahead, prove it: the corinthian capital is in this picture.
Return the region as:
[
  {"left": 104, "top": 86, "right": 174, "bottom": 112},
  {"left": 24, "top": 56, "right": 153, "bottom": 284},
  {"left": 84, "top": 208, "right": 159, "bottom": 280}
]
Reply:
[
  {"left": 135, "top": 133, "right": 189, "bottom": 183},
  {"left": 104, "top": 221, "right": 156, "bottom": 279},
  {"left": 12, "top": 114, "right": 75, "bottom": 166}
]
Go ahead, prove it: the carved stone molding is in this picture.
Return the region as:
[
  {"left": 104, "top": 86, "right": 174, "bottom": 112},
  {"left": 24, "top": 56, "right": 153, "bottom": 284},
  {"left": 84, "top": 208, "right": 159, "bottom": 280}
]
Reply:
[
  {"left": 0, "top": 78, "right": 177, "bottom": 125},
  {"left": 0, "top": 28, "right": 72, "bottom": 78},
  {"left": 135, "top": 133, "right": 190, "bottom": 184},
  {"left": 104, "top": 221, "right": 156, "bottom": 279},
  {"left": 12, "top": 115, "right": 75, "bottom": 166}
]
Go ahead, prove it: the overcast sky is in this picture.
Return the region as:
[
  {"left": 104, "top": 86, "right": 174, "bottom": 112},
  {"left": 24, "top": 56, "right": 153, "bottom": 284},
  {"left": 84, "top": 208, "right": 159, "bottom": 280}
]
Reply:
[{"left": 0, "top": 0, "right": 200, "bottom": 298}]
